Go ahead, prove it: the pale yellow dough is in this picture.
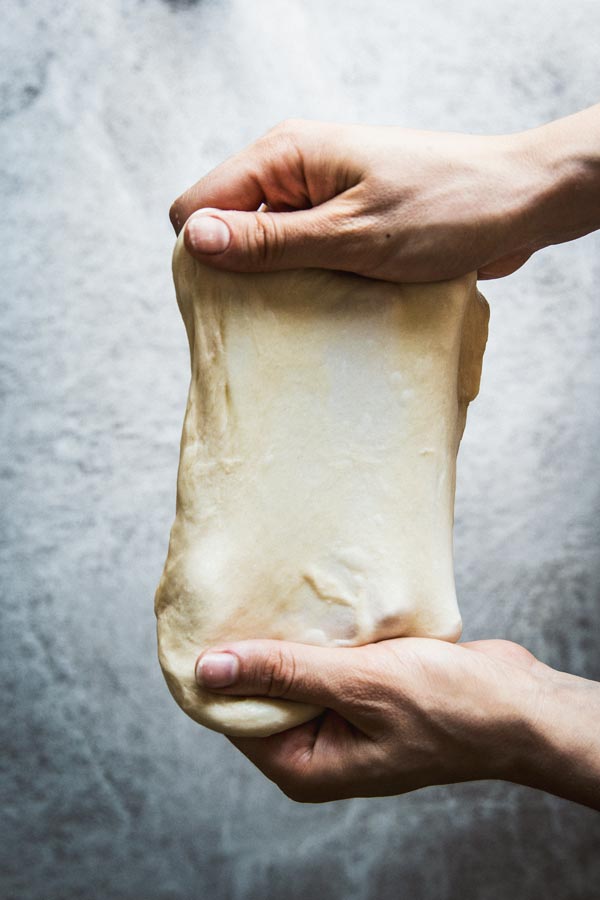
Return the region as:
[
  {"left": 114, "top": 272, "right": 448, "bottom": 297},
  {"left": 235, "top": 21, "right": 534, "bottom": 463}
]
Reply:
[{"left": 155, "top": 232, "right": 489, "bottom": 737}]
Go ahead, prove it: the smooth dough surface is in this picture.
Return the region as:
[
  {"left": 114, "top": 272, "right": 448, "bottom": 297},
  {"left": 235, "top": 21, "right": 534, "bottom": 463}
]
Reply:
[{"left": 155, "top": 232, "right": 489, "bottom": 737}]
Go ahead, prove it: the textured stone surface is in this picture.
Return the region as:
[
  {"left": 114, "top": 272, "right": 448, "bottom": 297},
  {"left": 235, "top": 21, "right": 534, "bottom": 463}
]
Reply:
[{"left": 1, "top": 1, "right": 599, "bottom": 898}]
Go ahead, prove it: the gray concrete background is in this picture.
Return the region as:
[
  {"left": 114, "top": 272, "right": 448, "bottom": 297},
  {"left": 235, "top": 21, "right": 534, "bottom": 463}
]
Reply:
[{"left": 2, "top": 0, "right": 600, "bottom": 898}]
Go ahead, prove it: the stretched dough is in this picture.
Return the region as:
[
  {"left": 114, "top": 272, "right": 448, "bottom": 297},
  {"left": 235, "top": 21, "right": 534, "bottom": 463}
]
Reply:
[{"left": 155, "top": 232, "right": 489, "bottom": 737}]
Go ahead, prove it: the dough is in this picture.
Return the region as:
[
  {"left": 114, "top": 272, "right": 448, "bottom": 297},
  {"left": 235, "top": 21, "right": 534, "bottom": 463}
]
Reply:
[{"left": 155, "top": 231, "right": 489, "bottom": 737}]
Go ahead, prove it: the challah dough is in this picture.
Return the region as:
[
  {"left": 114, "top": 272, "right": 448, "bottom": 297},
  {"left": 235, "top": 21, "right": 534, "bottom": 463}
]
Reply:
[{"left": 155, "top": 231, "right": 489, "bottom": 737}]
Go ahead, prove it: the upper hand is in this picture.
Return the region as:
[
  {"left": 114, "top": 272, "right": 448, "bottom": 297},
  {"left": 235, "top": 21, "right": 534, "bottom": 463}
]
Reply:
[
  {"left": 195, "top": 636, "right": 547, "bottom": 803},
  {"left": 169, "top": 119, "right": 543, "bottom": 283}
]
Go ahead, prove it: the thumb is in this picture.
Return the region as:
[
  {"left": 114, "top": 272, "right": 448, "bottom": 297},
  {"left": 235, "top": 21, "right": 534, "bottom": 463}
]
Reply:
[
  {"left": 182, "top": 204, "right": 355, "bottom": 273},
  {"left": 195, "top": 639, "right": 363, "bottom": 712}
]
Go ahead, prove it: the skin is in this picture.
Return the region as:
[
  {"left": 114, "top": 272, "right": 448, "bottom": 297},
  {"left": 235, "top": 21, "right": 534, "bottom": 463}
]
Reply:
[
  {"left": 195, "top": 639, "right": 600, "bottom": 808},
  {"left": 170, "top": 104, "right": 600, "bottom": 806},
  {"left": 170, "top": 105, "right": 600, "bottom": 282}
]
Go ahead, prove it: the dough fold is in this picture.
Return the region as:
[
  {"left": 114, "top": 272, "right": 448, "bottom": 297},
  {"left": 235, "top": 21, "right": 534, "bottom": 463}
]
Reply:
[{"left": 155, "top": 233, "right": 489, "bottom": 737}]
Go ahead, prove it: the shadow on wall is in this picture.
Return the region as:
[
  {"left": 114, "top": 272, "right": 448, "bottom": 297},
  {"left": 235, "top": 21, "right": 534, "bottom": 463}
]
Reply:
[{"left": 162, "top": 0, "right": 204, "bottom": 8}]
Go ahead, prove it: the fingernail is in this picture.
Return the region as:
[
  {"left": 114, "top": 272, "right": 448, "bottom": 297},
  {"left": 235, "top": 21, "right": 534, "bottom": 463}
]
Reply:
[
  {"left": 196, "top": 652, "right": 239, "bottom": 688},
  {"left": 186, "top": 215, "right": 231, "bottom": 254}
]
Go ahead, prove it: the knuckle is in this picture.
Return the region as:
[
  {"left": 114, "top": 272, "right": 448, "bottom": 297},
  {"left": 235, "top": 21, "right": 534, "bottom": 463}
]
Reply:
[
  {"left": 277, "top": 773, "right": 305, "bottom": 802},
  {"left": 261, "top": 118, "right": 307, "bottom": 162},
  {"left": 248, "top": 214, "right": 285, "bottom": 268},
  {"left": 272, "top": 753, "right": 341, "bottom": 805},
  {"left": 169, "top": 199, "right": 183, "bottom": 231},
  {"left": 281, "top": 785, "right": 311, "bottom": 804},
  {"left": 279, "top": 778, "right": 337, "bottom": 804},
  {"left": 258, "top": 647, "right": 296, "bottom": 698},
  {"left": 271, "top": 117, "right": 306, "bottom": 137}
]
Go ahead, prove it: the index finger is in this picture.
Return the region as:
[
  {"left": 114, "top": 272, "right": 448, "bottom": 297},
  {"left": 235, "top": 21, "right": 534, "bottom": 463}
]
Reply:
[
  {"left": 169, "top": 122, "right": 309, "bottom": 233},
  {"left": 169, "top": 152, "right": 264, "bottom": 233}
]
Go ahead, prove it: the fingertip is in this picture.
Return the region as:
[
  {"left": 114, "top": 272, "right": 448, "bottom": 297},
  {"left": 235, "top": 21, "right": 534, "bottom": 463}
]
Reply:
[{"left": 169, "top": 201, "right": 182, "bottom": 235}]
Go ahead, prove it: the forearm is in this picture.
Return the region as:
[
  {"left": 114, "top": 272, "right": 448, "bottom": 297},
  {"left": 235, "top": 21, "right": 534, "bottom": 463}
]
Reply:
[
  {"left": 508, "top": 667, "right": 600, "bottom": 810},
  {"left": 515, "top": 103, "right": 600, "bottom": 250}
]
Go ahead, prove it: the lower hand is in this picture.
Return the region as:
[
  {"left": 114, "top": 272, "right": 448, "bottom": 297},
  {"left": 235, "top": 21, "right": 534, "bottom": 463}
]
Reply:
[
  {"left": 195, "top": 637, "right": 551, "bottom": 803},
  {"left": 196, "top": 636, "right": 600, "bottom": 808}
]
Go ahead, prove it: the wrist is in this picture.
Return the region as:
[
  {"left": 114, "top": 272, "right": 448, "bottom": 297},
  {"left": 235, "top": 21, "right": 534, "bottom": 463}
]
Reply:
[
  {"left": 510, "top": 104, "right": 600, "bottom": 250},
  {"left": 439, "top": 656, "right": 547, "bottom": 785},
  {"left": 470, "top": 664, "right": 544, "bottom": 783},
  {"left": 503, "top": 666, "right": 600, "bottom": 809}
]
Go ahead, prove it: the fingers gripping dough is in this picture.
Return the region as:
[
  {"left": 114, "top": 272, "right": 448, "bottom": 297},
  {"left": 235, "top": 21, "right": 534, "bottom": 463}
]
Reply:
[{"left": 155, "top": 233, "right": 489, "bottom": 737}]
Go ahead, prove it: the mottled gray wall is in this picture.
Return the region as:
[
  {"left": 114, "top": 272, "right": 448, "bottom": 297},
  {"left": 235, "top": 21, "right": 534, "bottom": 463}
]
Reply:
[{"left": 2, "top": 0, "right": 599, "bottom": 898}]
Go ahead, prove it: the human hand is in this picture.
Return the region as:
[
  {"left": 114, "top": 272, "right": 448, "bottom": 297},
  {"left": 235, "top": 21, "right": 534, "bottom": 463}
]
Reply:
[
  {"left": 170, "top": 119, "right": 541, "bottom": 282},
  {"left": 195, "top": 637, "right": 600, "bottom": 807},
  {"left": 170, "top": 107, "right": 600, "bottom": 282}
]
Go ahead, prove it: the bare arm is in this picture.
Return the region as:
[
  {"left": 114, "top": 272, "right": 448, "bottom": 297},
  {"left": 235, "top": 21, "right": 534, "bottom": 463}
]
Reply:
[
  {"left": 516, "top": 103, "right": 600, "bottom": 255},
  {"left": 509, "top": 663, "right": 600, "bottom": 809}
]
